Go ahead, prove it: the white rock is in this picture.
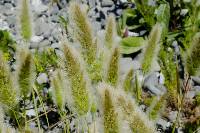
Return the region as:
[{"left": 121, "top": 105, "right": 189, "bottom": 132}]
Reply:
[
  {"left": 120, "top": 57, "right": 133, "bottom": 74},
  {"left": 31, "top": 35, "right": 44, "bottom": 43},
  {"left": 31, "top": 0, "right": 48, "bottom": 13},
  {"left": 0, "top": 19, "right": 9, "bottom": 30},
  {"left": 128, "top": 31, "right": 139, "bottom": 37},
  {"left": 26, "top": 109, "right": 36, "bottom": 117},
  {"left": 36, "top": 73, "right": 48, "bottom": 84},
  {"left": 168, "top": 111, "right": 178, "bottom": 122}
]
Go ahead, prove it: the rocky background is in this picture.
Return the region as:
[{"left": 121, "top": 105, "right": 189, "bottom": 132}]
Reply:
[{"left": 1, "top": 0, "right": 200, "bottom": 132}]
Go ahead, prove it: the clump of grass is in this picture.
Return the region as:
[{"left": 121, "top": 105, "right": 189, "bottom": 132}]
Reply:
[
  {"left": 68, "top": 2, "right": 96, "bottom": 65},
  {"left": 51, "top": 70, "right": 66, "bottom": 111},
  {"left": 123, "top": 69, "right": 134, "bottom": 93},
  {"left": 62, "top": 43, "right": 90, "bottom": 116},
  {"left": 105, "top": 15, "right": 116, "bottom": 49},
  {"left": 116, "top": 90, "right": 156, "bottom": 133},
  {"left": 106, "top": 47, "right": 120, "bottom": 87},
  {"left": 185, "top": 32, "right": 200, "bottom": 76},
  {"left": 97, "top": 83, "right": 120, "bottom": 133},
  {"left": 16, "top": 48, "right": 35, "bottom": 98},
  {"left": 0, "top": 53, "right": 17, "bottom": 110},
  {"left": 141, "top": 23, "right": 162, "bottom": 74},
  {"left": 19, "top": 0, "right": 32, "bottom": 41}
]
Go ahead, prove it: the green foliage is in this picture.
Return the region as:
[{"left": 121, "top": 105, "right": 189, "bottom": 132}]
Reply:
[
  {"left": 107, "top": 47, "right": 120, "bottom": 87},
  {"left": 34, "top": 48, "right": 58, "bottom": 73},
  {"left": 159, "top": 46, "right": 178, "bottom": 107},
  {"left": 149, "top": 95, "right": 166, "bottom": 120},
  {"left": 120, "top": 37, "right": 145, "bottom": 54},
  {"left": 156, "top": 3, "right": 170, "bottom": 38},
  {"left": 20, "top": 0, "right": 32, "bottom": 41},
  {"left": 63, "top": 43, "right": 90, "bottom": 116},
  {"left": 186, "top": 33, "right": 200, "bottom": 76},
  {"left": 0, "top": 53, "right": 17, "bottom": 109},
  {"left": 142, "top": 23, "right": 162, "bottom": 74},
  {"left": 16, "top": 49, "right": 34, "bottom": 98},
  {"left": 134, "top": 0, "right": 156, "bottom": 27},
  {"left": 0, "top": 30, "right": 16, "bottom": 61}
]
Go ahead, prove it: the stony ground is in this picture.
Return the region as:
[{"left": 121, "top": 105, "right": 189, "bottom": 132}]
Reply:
[{"left": 1, "top": 0, "right": 200, "bottom": 132}]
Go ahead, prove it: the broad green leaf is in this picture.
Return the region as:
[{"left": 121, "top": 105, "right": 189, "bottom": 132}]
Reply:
[
  {"left": 120, "top": 37, "right": 145, "bottom": 54},
  {"left": 156, "top": 3, "right": 170, "bottom": 37}
]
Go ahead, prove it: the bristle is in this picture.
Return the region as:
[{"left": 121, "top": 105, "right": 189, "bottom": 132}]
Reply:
[
  {"left": 106, "top": 46, "right": 120, "bottom": 87},
  {"left": 186, "top": 33, "right": 200, "bottom": 76},
  {"left": 0, "top": 53, "right": 17, "bottom": 109},
  {"left": 16, "top": 48, "right": 35, "bottom": 98},
  {"left": 97, "top": 83, "right": 120, "bottom": 133},
  {"left": 19, "top": 0, "right": 32, "bottom": 41},
  {"left": 116, "top": 92, "right": 156, "bottom": 133},
  {"left": 123, "top": 69, "right": 134, "bottom": 93},
  {"left": 62, "top": 43, "right": 90, "bottom": 116},
  {"left": 68, "top": 2, "right": 96, "bottom": 65},
  {"left": 51, "top": 70, "right": 66, "bottom": 111},
  {"left": 141, "top": 23, "right": 162, "bottom": 74},
  {"left": 105, "top": 15, "right": 116, "bottom": 49}
]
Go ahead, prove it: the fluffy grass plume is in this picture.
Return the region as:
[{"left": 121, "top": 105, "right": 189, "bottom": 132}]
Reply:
[
  {"left": 0, "top": 53, "right": 17, "bottom": 109},
  {"left": 63, "top": 43, "right": 90, "bottom": 116},
  {"left": 106, "top": 46, "right": 120, "bottom": 87},
  {"left": 141, "top": 23, "right": 162, "bottom": 74},
  {"left": 105, "top": 15, "right": 116, "bottom": 49},
  {"left": 159, "top": 47, "right": 178, "bottom": 108},
  {"left": 186, "top": 33, "right": 200, "bottom": 76},
  {"left": 68, "top": 2, "right": 96, "bottom": 65},
  {"left": 148, "top": 95, "right": 166, "bottom": 120},
  {"left": 16, "top": 48, "right": 34, "bottom": 98},
  {"left": 51, "top": 70, "right": 66, "bottom": 111},
  {"left": 123, "top": 68, "right": 134, "bottom": 93},
  {"left": 19, "top": 0, "right": 32, "bottom": 41},
  {"left": 97, "top": 83, "right": 120, "bottom": 133},
  {"left": 116, "top": 90, "right": 156, "bottom": 133}
]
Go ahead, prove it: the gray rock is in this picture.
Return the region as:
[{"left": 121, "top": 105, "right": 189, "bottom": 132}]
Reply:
[
  {"left": 51, "top": 15, "right": 59, "bottom": 23},
  {"left": 143, "top": 72, "right": 166, "bottom": 95},
  {"left": 36, "top": 73, "right": 48, "bottom": 84},
  {"left": 35, "top": 17, "right": 50, "bottom": 36},
  {"left": 32, "top": 0, "right": 48, "bottom": 14},
  {"left": 186, "top": 91, "right": 196, "bottom": 99},
  {"left": 5, "top": 15, "right": 16, "bottom": 28},
  {"left": 31, "top": 35, "right": 44, "bottom": 43},
  {"left": 26, "top": 109, "right": 36, "bottom": 117},
  {"left": 168, "top": 111, "right": 178, "bottom": 122},
  {"left": 194, "top": 86, "right": 200, "bottom": 93},
  {"left": 132, "top": 60, "right": 141, "bottom": 70},
  {"left": 120, "top": 57, "right": 134, "bottom": 74},
  {"left": 49, "top": 4, "right": 59, "bottom": 15},
  {"left": 0, "top": 19, "right": 9, "bottom": 30},
  {"left": 4, "top": 3, "right": 13, "bottom": 9},
  {"left": 192, "top": 76, "right": 200, "bottom": 85},
  {"left": 156, "top": 118, "right": 170, "bottom": 131},
  {"left": 101, "top": 0, "right": 114, "bottom": 7},
  {"left": 51, "top": 43, "right": 60, "bottom": 49},
  {"left": 88, "top": 0, "right": 96, "bottom": 8}
]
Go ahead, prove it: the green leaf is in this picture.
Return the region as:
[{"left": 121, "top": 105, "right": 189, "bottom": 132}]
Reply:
[
  {"left": 120, "top": 37, "right": 145, "bottom": 54},
  {"left": 156, "top": 3, "right": 170, "bottom": 38}
]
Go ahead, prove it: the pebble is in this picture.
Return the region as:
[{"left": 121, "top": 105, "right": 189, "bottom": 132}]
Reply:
[
  {"left": 31, "top": 35, "right": 44, "bottom": 43},
  {"left": 26, "top": 109, "right": 36, "bottom": 117},
  {"left": 168, "top": 111, "right": 178, "bottom": 122},
  {"left": 36, "top": 73, "right": 48, "bottom": 84},
  {"left": 143, "top": 72, "right": 166, "bottom": 95}
]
